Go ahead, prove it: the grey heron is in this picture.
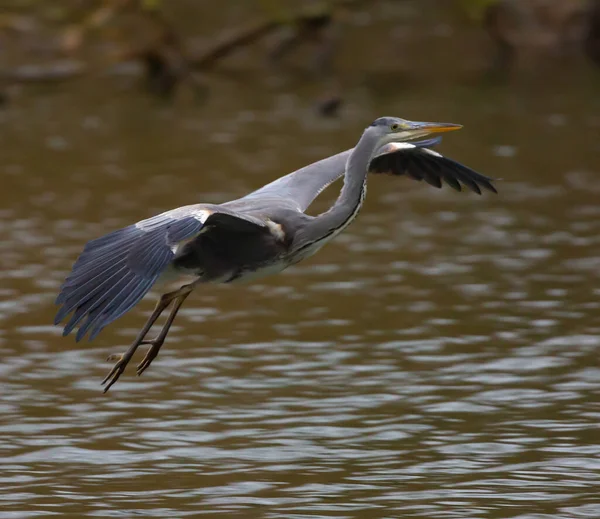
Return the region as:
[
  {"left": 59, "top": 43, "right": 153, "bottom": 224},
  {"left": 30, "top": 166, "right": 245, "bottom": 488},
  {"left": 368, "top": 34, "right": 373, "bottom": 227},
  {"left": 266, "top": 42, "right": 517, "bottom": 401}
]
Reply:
[{"left": 55, "top": 116, "right": 497, "bottom": 392}]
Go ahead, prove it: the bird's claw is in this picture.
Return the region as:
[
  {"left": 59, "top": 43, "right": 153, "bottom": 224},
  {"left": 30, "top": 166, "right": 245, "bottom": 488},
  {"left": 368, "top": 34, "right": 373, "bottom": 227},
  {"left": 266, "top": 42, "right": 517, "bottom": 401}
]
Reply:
[
  {"left": 136, "top": 358, "right": 153, "bottom": 376},
  {"left": 100, "top": 338, "right": 163, "bottom": 390},
  {"left": 101, "top": 356, "right": 130, "bottom": 393},
  {"left": 136, "top": 338, "right": 163, "bottom": 377}
]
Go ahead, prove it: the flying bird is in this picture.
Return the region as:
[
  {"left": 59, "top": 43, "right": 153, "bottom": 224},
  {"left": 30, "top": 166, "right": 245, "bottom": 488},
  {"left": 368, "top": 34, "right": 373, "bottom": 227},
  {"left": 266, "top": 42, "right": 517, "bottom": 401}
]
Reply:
[{"left": 55, "top": 116, "right": 497, "bottom": 391}]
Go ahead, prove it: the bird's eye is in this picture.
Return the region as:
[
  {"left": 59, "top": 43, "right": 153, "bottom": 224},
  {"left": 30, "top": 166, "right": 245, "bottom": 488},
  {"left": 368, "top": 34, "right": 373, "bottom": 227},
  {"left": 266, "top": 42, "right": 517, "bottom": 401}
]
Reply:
[{"left": 390, "top": 123, "right": 400, "bottom": 131}]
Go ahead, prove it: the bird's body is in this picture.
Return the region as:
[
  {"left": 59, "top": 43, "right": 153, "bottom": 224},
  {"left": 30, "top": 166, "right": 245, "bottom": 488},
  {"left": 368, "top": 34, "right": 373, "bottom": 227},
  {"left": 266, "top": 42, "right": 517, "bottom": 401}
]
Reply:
[
  {"left": 150, "top": 203, "right": 294, "bottom": 285},
  {"left": 55, "top": 117, "right": 497, "bottom": 391}
]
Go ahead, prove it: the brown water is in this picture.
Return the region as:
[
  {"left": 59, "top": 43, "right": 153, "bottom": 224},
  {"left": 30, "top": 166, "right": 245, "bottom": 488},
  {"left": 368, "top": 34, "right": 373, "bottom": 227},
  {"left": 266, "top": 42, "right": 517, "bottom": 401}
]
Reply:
[{"left": 2, "top": 6, "right": 600, "bottom": 518}]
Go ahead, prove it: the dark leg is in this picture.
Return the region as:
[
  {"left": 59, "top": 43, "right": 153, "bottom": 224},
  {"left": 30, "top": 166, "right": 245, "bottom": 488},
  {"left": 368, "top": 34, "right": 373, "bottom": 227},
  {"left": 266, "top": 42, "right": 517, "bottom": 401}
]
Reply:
[
  {"left": 136, "top": 288, "right": 192, "bottom": 376},
  {"left": 101, "top": 287, "right": 185, "bottom": 392}
]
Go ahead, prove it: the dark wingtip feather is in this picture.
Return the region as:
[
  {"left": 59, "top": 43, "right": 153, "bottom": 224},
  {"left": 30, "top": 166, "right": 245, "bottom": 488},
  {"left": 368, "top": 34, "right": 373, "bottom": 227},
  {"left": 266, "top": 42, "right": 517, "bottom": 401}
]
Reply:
[
  {"left": 369, "top": 144, "right": 498, "bottom": 195},
  {"left": 423, "top": 173, "right": 443, "bottom": 189},
  {"left": 443, "top": 175, "right": 462, "bottom": 192},
  {"left": 467, "top": 180, "right": 482, "bottom": 195},
  {"left": 480, "top": 177, "right": 499, "bottom": 194},
  {"left": 427, "top": 153, "right": 497, "bottom": 195}
]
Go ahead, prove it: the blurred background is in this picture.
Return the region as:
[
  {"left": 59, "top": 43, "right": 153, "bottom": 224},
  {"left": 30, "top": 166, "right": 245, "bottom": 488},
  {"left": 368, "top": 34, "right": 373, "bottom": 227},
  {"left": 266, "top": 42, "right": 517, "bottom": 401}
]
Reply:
[{"left": 1, "top": 1, "right": 600, "bottom": 518}]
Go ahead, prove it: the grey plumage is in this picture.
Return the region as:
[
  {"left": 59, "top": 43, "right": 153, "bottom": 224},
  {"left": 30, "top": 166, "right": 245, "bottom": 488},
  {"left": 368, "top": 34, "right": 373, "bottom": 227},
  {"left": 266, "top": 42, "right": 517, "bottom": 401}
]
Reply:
[
  {"left": 54, "top": 116, "right": 497, "bottom": 391},
  {"left": 55, "top": 214, "right": 204, "bottom": 341}
]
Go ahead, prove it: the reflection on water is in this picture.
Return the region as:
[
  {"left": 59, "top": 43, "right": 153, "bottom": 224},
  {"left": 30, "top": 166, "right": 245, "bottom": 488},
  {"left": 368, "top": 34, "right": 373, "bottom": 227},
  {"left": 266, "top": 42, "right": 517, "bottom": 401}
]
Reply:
[{"left": 1, "top": 21, "right": 600, "bottom": 519}]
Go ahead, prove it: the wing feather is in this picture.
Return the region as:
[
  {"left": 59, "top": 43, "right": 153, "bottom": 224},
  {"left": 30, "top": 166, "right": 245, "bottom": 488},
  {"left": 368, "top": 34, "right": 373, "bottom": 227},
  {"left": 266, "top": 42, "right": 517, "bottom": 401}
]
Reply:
[
  {"left": 243, "top": 137, "right": 449, "bottom": 211},
  {"left": 413, "top": 154, "right": 445, "bottom": 189},
  {"left": 55, "top": 264, "right": 130, "bottom": 325},
  {"left": 416, "top": 155, "right": 443, "bottom": 189},
  {"left": 55, "top": 212, "right": 205, "bottom": 341},
  {"left": 55, "top": 206, "right": 272, "bottom": 341},
  {"left": 95, "top": 278, "right": 155, "bottom": 335},
  {"left": 73, "top": 273, "right": 137, "bottom": 341},
  {"left": 369, "top": 144, "right": 497, "bottom": 194}
]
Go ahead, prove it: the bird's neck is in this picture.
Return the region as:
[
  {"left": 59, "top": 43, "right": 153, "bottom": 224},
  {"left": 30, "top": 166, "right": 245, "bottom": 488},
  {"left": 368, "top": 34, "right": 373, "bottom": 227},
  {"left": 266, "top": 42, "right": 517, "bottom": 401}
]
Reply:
[
  {"left": 323, "top": 129, "right": 377, "bottom": 229},
  {"left": 291, "top": 129, "right": 378, "bottom": 255}
]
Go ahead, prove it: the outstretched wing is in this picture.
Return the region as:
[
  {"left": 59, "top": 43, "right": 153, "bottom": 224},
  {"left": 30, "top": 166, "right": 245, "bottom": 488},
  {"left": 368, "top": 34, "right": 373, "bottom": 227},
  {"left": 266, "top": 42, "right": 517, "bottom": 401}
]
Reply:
[
  {"left": 243, "top": 149, "right": 351, "bottom": 212},
  {"left": 369, "top": 141, "right": 497, "bottom": 194},
  {"left": 246, "top": 138, "right": 447, "bottom": 211},
  {"left": 55, "top": 207, "right": 207, "bottom": 342},
  {"left": 55, "top": 206, "right": 268, "bottom": 342}
]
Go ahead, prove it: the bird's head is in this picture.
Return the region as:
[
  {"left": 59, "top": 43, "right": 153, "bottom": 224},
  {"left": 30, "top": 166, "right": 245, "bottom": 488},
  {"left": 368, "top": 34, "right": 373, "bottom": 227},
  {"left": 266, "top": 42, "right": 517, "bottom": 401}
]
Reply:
[{"left": 367, "top": 116, "right": 462, "bottom": 150}]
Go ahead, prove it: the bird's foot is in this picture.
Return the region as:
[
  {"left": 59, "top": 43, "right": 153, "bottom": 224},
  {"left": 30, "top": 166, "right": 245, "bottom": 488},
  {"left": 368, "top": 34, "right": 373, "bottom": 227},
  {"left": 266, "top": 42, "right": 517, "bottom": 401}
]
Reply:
[
  {"left": 102, "top": 353, "right": 133, "bottom": 393},
  {"left": 136, "top": 338, "right": 164, "bottom": 376}
]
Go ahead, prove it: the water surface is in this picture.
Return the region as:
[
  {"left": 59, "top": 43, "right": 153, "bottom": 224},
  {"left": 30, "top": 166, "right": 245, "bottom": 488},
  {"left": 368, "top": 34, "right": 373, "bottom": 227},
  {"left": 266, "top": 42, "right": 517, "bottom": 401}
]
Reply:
[{"left": 1, "top": 6, "right": 600, "bottom": 518}]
